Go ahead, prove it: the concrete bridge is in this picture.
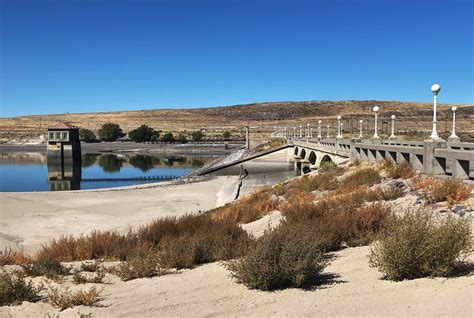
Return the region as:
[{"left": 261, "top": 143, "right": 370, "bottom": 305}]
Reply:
[{"left": 290, "top": 138, "right": 474, "bottom": 180}]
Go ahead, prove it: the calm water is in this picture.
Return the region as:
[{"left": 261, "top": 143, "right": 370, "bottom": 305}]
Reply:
[{"left": 0, "top": 152, "right": 215, "bottom": 192}]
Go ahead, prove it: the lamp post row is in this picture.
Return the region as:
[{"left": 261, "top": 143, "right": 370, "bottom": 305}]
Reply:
[{"left": 276, "top": 83, "right": 458, "bottom": 142}]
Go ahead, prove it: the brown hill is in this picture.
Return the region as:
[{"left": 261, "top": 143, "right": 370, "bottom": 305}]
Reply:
[{"left": 1, "top": 100, "right": 473, "bottom": 142}]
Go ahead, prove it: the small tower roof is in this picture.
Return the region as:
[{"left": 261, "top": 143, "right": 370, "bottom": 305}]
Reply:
[{"left": 48, "top": 122, "right": 79, "bottom": 130}]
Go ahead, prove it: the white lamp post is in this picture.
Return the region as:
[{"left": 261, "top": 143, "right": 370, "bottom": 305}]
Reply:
[
  {"left": 359, "top": 120, "right": 363, "bottom": 139},
  {"left": 389, "top": 115, "right": 396, "bottom": 139},
  {"left": 317, "top": 120, "right": 322, "bottom": 139},
  {"left": 326, "top": 125, "right": 330, "bottom": 138},
  {"left": 299, "top": 125, "right": 302, "bottom": 138},
  {"left": 430, "top": 83, "right": 441, "bottom": 140},
  {"left": 340, "top": 122, "right": 344, "bottom": 139},
  {"left": 336, "top": 115, "right": 342, "bottom": 139},
  {"left": 284, "top": 127, "right": 287, "bottom": 138},
  {"left": 448, "top": 106, "right": 460, "bottom": 142},
  {"left": 372, "top": 106, "right": 380, "bottom": 139},
  {"left": 307, "top": 123, "right": 310, "bottom": 139},
  {"left": 293, "top": 127, "right": 296, "bottom": 138}
]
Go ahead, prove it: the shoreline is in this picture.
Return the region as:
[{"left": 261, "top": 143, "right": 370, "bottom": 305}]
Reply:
[
  {"left": 0, "top": 175, "right": 239, "bottom": 253},
  {"left": 0, "top": 141, "right": 244, "bottom": 155}
]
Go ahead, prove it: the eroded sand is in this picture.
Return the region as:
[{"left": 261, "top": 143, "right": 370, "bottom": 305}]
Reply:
[
  {"left": 0, "top": 176, "right": 237, "bottom": 253},
  {"left": 2, "top": 246, "right": 473, "bottom": 317}
]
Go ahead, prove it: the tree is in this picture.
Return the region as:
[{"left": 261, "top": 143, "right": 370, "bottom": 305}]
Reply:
[
  {"left": 177, "top": 134, "right": 188, "bottom": 143},
  {"left": 161, "top": 132, "right": 175, "bottom": 143},
  {"left": 128, "top": 124, "right": 157, "bottom": 143},
  {"left": 223, "top": 131, "right": 231, "bottom": 139},
  {"left": 98, "top": 123, "right": 125, "bottom": 142},
  {"left": 79, "top": 128, "right": 97, "bottom": 143},
  {"left": 191, "top": 130, "right": 204, "bottom": 142}
]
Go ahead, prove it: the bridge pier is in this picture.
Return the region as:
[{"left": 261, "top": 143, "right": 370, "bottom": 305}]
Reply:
[{"left": 423, "top": 140, "right": 447, "bottom": 176}]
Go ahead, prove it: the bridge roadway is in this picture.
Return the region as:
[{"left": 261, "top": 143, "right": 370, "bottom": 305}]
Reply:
[{"left": 290, "top": 137, "right": 474, "bottom": 180}]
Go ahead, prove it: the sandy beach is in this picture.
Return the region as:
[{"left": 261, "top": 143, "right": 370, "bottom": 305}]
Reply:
[
  {"left": 2, "top": 245, "right": 473, "bottom": 317},
  {"left": 0, "top": 176, "right": 238, "bottom": 253}
]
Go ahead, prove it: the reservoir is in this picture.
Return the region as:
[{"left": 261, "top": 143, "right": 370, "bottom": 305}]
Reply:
[{"left": 0, "top": 152, "right": 214, "bottom": 192}]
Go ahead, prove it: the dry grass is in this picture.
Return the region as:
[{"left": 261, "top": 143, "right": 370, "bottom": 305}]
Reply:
[
  {"left": 35, "top": 214, "right": 253, "bottom": 271},
  {"left": 415, "top": 177, "right": 472, "bottom": 206},
  {"left": 337, "top": 167, "right": 381, "bottom": 193},
  {"left": 369, "top": 208, "right": 472, "bottom": 280},
  {"left": 281, "top": 193, "right": 392, "bottom": 249},
  {"left": 47, "top": 286, "right": 102, "bottom": 311},
  {"left": 116, "top": 245, "right": 165, "bottom": 281},
  {"left": 0, "top": 248, "right": 30, "bottom": 266},
  {"left": 210, "top": 187, "right": 280, "bottom": 224},
  {"left": 381, "top": 160, "right": 415, "bottom": 179}
]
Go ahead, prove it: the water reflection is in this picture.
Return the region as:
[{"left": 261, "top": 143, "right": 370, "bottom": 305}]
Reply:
[
  {"left": 0, "top": 152, "right": 213, "bottom": 192},
  {"left": 47, "top": 156, "right": 82, "bottom": 191},
  {"left": 98, "top": 154, "right": 126, "bottom": 173}
]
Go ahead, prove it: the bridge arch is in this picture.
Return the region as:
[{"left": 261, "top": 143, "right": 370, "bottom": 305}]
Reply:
[
  {"left": 294, "top": 147, "right": 299, "bottom": 156},
  {"left": 300, "top": 148, "right": 306, "bottom": 159},
  {"left": 308, "top": 151, "right": 317, "bottom": 165},
  {"left": 320, "top": 154, "right": 333, "bottom": 165}
]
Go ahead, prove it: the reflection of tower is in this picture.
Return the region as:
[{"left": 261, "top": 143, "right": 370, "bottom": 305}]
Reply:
[
  {"left": 47, "top": 156, "right": 82, "bottom": 191},
  {"left": 47, "top": 122, "right": 82, "bottom": 191}
]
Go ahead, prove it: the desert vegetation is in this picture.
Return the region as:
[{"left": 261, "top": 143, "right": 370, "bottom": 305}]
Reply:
[
  {"left": 1, "top": 160, "right": 472, "bottom": 309},
  {"left": 415, "top": 177, "right": 472, "bottom": 206},
  {"left": 369, "top": 208, "right": 472, "bottom": 280},
  {"left": 0, "top": 271, "right": 42, "bottom": 306}
]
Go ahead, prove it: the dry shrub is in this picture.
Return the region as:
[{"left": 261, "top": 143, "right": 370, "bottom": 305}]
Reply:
[
  {"left": 227, "top": 223, "right": 328, "bottom": 291},
  {"left": 116, "top": 244, "right": 164, "bottom": 281},
  {"left": 72, "top": 271, "right": 105, "bottom": 284},
  {"left": 338, "top": 167, "right": 381, "bottom": 192},
  {"left": 0, "top": 248, "right": 30, "bottom": 266},
  {"left": 36, "top": 231, "right": 136, "bottom": 262},
  {"left": 369, "top": 209, "right": 472, "bottom": 280},
  {"left": 35, "top": 214, "right": 252, "bottom": 271},
  {"left": 0, "top": 271, "right": 43, "bottom": 306},
  {"left": 152, "top": 215, "right": 253, "bottom": 269},
  {"left": 383, "top": 160, "right": 415, "bottom": 179},
  {"left": 211, "top": 188, "right": 280, "bottom": 224},
  {"left": 282, "top": 195, "right": 391, "bottom": 249},
  {"left": 47, "top": 286, "right": 102, "bottom": 311},
  {"left": 21, "top": 259, "right": 70, "bottom": 279},
  {"left": 288, "top": 169, "right": 341, "bottom": 193},
  {"left": 415, "top": 177, "right": 472, "bottom": 205},
  {"left": 356, "top": 186, "right": 405, "bottom": 202}
]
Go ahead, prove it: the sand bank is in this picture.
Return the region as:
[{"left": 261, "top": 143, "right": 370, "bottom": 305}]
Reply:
[
  {"left": 2, "top": 246, "right": 472, "bottom": 317},
  {"left": 0, "top": 176, "right": 237, "bottom": 253}
]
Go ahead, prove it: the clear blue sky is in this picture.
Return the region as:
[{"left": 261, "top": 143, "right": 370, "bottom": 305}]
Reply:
[{"left": 0, "top": 0, "right": 472, "bottom": 117}]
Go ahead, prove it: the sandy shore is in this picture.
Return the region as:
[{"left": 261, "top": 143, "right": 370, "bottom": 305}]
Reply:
[
  {"left": 2, "top": 245, "right": 472, "bottom": 317},
  {"left": 0, "top": 176, "right": 238, "bottom": 253}
]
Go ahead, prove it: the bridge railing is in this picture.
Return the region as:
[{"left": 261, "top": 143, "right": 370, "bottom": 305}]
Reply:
[{"left": 289, "top": 137, "right": 474, "bottom": 180}]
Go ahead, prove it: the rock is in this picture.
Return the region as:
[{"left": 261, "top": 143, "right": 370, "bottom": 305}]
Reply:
[{"left": 451, "top": 205, "right": 466, "bottom": 215}]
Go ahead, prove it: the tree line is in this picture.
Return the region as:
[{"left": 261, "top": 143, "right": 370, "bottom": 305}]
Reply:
[{"left": 79, "top": 123, "right": 231, "bottom": 143}]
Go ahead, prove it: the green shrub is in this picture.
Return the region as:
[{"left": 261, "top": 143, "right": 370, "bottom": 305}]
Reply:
[
  {"left": 161, "top": 132, "right": 175, "bottom": 142},
  {"left": 227, "top": 224, "right": 328, "bottom": 290},
  {"left": 191, "top": 130, "right": 204, "bottom": 142},
  {"left": 319, "top": 161, "right": 337, "bottom": 171},
  {"left": 369, "top": 209, "right": 472, "bottom": 280},
  {"left": 0, "top": 271, "right": 43, "bottom": 306},
  {"left": 72, "top": 271, "right": 105, "bottom": 284},
  {"left": 80, "top": 262, "right": 99, "bottom": 272},
  {"left": 21, "top": 259, "right": 70, "bottom": 279}
]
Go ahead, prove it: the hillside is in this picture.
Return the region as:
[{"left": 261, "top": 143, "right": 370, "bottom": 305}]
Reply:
[{"left": 1, "top": 100, "right": 473, "bottom": 142}]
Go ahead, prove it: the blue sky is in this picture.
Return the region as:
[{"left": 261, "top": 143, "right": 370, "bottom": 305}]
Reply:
[{"left": 0, "top": 0, "right": 472, "bottom": 117}]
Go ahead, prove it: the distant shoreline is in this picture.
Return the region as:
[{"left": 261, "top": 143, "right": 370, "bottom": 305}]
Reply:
[{"left": 0, "top": 141, "right": 244, "bottom": 155}]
